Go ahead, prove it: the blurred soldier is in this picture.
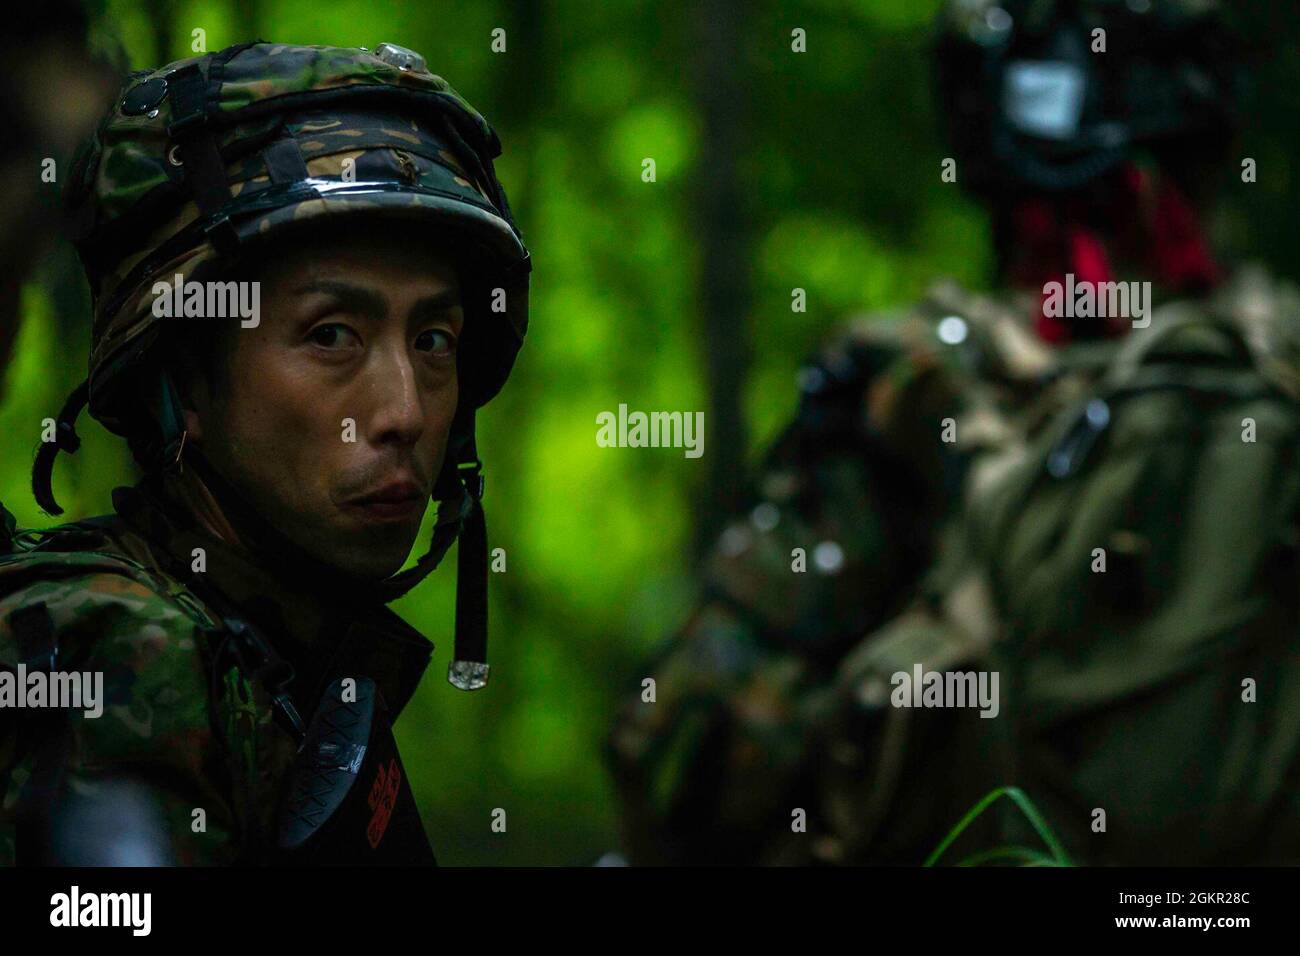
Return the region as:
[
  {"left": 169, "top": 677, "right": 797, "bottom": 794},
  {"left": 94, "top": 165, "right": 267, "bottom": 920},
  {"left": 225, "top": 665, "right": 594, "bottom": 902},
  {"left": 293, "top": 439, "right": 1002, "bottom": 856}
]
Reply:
[
  {"left": 608, "top": 0, "right": 1300, "bottom": 865},
  {"left": 1, "top": 41, "right": 530, "bottom": 864}
]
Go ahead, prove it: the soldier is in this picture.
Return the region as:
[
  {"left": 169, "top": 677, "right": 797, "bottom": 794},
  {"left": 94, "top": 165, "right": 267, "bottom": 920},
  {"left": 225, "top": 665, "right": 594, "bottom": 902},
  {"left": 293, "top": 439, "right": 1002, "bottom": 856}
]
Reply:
[
  {"left": 0, "top": 41, "right": 531, "bottom": 864},
  {"left": 607, "top": 0, "right": 1300, "bottom": 865}
]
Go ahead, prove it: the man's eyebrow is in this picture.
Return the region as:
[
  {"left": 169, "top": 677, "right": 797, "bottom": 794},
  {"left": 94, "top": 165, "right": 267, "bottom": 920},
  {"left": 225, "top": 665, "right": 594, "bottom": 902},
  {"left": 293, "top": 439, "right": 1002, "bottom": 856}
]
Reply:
[
  {"left": 291, "top": 280, "right": 387, "bottom": 318},
  {"left": 410, "top": 288, "right": 464, "bottom": 324}
]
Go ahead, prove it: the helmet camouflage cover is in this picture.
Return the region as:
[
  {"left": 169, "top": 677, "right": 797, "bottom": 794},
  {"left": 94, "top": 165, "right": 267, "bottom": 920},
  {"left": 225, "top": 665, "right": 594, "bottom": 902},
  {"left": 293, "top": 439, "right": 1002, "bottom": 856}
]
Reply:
[{"left": 66, "top": 40, "right": 531, "bottom": 434}]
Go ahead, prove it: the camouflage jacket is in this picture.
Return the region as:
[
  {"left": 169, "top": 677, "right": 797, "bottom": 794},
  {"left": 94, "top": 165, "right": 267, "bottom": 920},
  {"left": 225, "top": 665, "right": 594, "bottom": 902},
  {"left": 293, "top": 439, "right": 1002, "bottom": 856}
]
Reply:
[
  {"left": 607, "top": 266, "right": 1300, "bottom": 865},
  {"left": 0, "top": 481, "right": 435, "bottom": 865}
]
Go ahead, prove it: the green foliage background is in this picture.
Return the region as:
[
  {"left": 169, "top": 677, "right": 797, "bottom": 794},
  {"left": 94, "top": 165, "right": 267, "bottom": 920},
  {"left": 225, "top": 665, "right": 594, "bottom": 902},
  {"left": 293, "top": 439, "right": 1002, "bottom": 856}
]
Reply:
[{"left": 2, "top": 0, "right": 1298, "bottom": 864}]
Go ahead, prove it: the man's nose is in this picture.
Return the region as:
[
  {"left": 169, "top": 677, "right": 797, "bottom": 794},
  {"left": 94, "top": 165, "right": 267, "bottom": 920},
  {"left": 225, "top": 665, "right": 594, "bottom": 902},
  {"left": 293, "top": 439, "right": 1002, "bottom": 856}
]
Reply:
[{"left": 366, "top": 344, "right": 425, "bottom": 447}]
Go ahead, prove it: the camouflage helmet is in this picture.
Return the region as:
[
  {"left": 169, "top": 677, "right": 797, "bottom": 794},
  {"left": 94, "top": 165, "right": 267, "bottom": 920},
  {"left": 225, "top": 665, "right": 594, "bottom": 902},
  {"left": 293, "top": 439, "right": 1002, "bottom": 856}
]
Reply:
[
  {"left": 39, "top": 41, "right": 532, "bottom": 689},
  {"left": 65, "top": 40, "right": 529, "bottom": 435},
  {"left": 933, "top": 0, "right": 1245, "bottom": 195}
]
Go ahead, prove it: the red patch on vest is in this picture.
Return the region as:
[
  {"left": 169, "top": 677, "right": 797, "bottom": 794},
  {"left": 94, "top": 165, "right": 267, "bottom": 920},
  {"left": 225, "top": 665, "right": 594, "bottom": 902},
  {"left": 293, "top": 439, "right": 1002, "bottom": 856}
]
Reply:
[{"left": 366, "top": 758, "right": 401, "bottom": 849}]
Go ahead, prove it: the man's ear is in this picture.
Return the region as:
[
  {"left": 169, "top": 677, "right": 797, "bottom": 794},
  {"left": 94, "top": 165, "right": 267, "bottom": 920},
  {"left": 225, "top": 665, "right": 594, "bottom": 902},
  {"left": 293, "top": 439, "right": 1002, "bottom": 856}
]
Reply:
[
  {"left": 180, "top": 369, "right": 211, "bottom": 442},
  {"left": 183, "top": 406, "right": 205, "bottom": 441},
  {"left": 168, "top": 345, "right": 212, "bottom": 443},
  {"left": 155, "top": 293, "right": 236, "bottom": 448}
]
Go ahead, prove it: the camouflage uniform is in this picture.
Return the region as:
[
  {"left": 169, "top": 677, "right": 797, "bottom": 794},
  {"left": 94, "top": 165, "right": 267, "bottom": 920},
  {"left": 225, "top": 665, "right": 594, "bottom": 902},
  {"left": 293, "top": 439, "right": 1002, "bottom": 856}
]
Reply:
[
  {"left": 1, "top": 484, "right": 434, "bottom": 864},
  {"left": 1, "top": 42, "right": 530, "bottom": 865},
  {"left": 608, "top": 269, "right": 1300, "bottom": 866}
]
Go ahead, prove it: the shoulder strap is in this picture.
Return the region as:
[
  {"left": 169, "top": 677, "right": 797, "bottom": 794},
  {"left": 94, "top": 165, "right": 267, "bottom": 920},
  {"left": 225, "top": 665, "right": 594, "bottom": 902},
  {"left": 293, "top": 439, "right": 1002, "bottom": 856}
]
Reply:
[
  {"left": 965, "top": 304, "right": 1300, "bottom": 570},
  {"left": 1090, "top": 307, "right": 1291, "bottom": 417}
]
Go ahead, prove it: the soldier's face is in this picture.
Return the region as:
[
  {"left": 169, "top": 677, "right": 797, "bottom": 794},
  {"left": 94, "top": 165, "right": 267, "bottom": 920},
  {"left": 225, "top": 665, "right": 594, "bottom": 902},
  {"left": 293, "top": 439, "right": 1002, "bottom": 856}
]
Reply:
[{"left": 184, "top": 221, "right": 464, "bottom": 579}]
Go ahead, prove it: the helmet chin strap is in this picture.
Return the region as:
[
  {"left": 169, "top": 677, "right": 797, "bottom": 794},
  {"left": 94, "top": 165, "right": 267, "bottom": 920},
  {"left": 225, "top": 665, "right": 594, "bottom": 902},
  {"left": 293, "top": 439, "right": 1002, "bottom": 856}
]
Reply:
[
  {"left": 31, "top": 378, "right": 92, "bottom": 517},
  {"left": 167, "top": 391, "right": 491, "bottom": 689},
  {"left": 30, "top": 367, "right": 493, "bottom": 690},
  {"left": 177, "top": 443, "right": 488, "bottom": 683}
]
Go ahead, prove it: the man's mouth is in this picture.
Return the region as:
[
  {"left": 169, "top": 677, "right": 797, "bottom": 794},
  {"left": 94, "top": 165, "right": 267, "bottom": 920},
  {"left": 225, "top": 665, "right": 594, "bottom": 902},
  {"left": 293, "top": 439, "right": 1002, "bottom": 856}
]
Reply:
[{"left": 342, "top": 482, "right": 428, "bottom": 522}]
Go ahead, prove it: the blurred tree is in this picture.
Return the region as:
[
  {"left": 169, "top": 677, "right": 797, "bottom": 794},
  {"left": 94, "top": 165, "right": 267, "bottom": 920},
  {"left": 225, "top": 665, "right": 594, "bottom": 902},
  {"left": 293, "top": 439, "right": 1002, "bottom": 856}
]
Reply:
[{"left": 692, "top": 0, "right": 751, "bottom": 554}]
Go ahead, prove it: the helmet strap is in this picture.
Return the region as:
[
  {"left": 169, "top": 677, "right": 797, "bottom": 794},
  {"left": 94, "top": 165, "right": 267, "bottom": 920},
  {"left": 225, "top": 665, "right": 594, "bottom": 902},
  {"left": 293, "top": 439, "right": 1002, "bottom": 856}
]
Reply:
[
  {"left": 371, "top": 409, "right": 492, "bottom": 690},
  {"left": 448, "top": 449, "right": 489, "bottom": 690},
  {"left": 31, "top": 378, "right": 91, "bottom": 516},
  {"left": 151, "top": 377, "right": 492, "bottom": 689},
  {"left": 166, "top": 60, "right": 243, "bottom": 254}
]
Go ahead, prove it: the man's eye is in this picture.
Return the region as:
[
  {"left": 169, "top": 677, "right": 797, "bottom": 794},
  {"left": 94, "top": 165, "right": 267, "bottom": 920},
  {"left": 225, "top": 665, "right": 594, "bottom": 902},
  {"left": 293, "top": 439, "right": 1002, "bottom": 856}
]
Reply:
[
  {"left": 308, "top": 323, "right": 360, "bottom": 348},
  {"left": 415, "top": 329, "right": 456, "bottom": 355}
]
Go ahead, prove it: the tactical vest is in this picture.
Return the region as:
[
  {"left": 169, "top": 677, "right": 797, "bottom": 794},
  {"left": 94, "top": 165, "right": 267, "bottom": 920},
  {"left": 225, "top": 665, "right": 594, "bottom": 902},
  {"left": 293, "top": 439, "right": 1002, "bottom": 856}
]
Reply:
[{"left": 0, "top": 506, "right": 437, "bottom": 865}]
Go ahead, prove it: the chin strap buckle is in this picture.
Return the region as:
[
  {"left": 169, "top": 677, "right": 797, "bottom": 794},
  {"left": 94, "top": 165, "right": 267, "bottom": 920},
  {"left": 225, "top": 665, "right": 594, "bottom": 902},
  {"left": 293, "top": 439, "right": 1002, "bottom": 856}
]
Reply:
[
  {"left": 447, "top": 453, "right": 489, "bottom": 691},
  {"left": 447, "top": 660, "right": 490, "bottom": 691}
]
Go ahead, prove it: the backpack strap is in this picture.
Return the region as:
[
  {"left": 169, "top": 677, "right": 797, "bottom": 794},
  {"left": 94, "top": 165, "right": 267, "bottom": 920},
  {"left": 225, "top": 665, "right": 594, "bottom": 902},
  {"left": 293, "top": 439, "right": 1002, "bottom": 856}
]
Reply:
[
  {"left": 1044, "top": 309, "right": 1290, "bottom": 481},
  {"left": 964, "top": 303, "right": 1300, "bottom": 581},
  {"left": 1104, "top": 307, "right": 1257, "bottom": 386}
]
